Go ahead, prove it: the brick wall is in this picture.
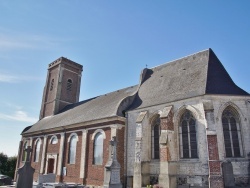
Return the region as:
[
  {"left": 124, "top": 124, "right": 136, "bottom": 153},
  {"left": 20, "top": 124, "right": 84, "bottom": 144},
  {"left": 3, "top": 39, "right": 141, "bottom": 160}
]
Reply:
[
  {"left": 117, "top": 127, "right": 125, "bottom": 184},
  {"left": 85, "top": 128, "right": 111, "bottom": 186},
  {"left": 40, "top": 59, "right": 82, "bottom": 119},
  {"left": 31, "top": 137, "right": 44, "bottom": 181},
  {"left": 62, "top": 132, "right": 82, "bottom": 184},
  {"left": 18, "top": 122, "right": 125, "bottom": 186},
  {"left": 60, "top": 69, "right": 80, "bottom": 103},
  {"left": 47, "top": 135, "right": 60, "bottom": 154},
  {"left": 45, "top": 66, "right": 59, "bottom": 103}
]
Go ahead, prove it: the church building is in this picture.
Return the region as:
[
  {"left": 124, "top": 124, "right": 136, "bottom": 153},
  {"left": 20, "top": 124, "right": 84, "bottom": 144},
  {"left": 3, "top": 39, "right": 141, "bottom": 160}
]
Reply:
[{"left": 16, "top": 49, "right": 250, "bottom": 188}]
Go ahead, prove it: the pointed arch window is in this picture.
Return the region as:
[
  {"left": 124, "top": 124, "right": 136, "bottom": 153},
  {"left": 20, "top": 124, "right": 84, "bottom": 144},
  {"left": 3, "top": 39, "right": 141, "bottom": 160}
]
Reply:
[
  {"left": 68, "top": 135, "right": 77, "bottom": 164},
  {"left": 179, "top": 110, "right": 198, "bottom": 158},
  {"left": 151, "top": 115, "right": 160, "bottom": 159},
  {"left": 93, "top": 132, "right": 104, "bottom": 165},
  {"left": 67, "top": 79, "right": 72, "bottom": 91},
  {"left": 34, "top": 139, "right": 41, "bottom": 162},
  {"left": 222, "top": 107, "right": 243, "bottom": 157},
  {"left": 22, "top": 141, "right": 28, "bottom": 161}
]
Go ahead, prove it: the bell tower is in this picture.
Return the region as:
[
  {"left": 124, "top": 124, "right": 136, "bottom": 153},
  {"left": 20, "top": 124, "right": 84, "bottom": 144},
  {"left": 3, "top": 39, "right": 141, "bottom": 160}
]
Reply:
[{"left": 39, "top": 57, "right": 83, "bottom": 119}]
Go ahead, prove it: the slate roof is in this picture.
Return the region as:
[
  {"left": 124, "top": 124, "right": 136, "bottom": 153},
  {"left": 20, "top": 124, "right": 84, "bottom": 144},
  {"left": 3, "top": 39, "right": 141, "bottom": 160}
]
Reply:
[
  {"left": 24, "top": 85, "right": 138, "bottom": 134},
  {"left": 24, "top": 48, "right": 249, "bottom": 135},
  {"left": 132, "top": 48, "right": 249, "bottom": 109}
]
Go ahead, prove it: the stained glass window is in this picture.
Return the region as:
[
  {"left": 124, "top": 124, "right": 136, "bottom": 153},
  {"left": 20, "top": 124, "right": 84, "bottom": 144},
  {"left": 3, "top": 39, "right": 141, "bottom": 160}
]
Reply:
[
  {"left": 151, "top": 116, "right": 160, "bottom": 159},
  {"left": 222, "top": 107, "right": 242, "bottom": 157},
  {"left": 179, "top": 110, "right": 198, "bottom": 158}
]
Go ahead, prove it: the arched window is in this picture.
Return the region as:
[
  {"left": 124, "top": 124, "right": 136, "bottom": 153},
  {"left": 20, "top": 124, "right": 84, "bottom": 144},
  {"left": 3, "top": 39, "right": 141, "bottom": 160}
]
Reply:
[
  {"left": 22, "top": 141, "right": 28, "bottom": 161},
  {"left": 93, "top": 132, "right": 104, "bottom": 165},
  {"left": 68, "top": 135, "right": 77, "bottom": 164},
  {"left": 50, "top": 79, "right": 54, "bottom": 91},
  {"left": 151, "top": 115, "right": 160, "bottom": 159},
  {"left": 179, "top": 110, "right": 198, "bottom": 158},
  {"left": 34, "top": 139, "right": 41, "bottom": 162},
  {"left": 222, "top": 107, "right": 242, "bottom": 157},
  {"left": 67, "top": 79, "right": 72, "bottom": 91},
  {"left": 50, "top": 136, "right": 58, "bottom": 144}
]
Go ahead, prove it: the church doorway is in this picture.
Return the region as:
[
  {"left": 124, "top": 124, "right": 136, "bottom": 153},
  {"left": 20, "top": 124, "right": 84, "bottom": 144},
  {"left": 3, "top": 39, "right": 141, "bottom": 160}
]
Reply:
[
  {"left": 47, "top": 158, "right": 55, "bottom": 174},
  {"left": 45, "top": 153, "right": 58, "bottom": 174}
]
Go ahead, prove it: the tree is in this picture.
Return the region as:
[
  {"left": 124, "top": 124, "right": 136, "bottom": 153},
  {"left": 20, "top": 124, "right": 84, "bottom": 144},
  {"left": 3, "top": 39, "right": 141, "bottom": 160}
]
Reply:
[
  {"left": 0, "top": 153, "right": 17, "bottom": 179},
  {"left": 6, "top": 156, "right": 17, "bottom": 178},
  {"left": 0, "top": 152, "right": 8, "bottom": 175}
]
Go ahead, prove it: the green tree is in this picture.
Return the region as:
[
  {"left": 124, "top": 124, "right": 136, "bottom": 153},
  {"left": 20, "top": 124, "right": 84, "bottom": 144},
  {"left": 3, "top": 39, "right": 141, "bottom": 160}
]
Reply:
[
  {"left": 0, "top": 152, "right": 8, "bottom": 175},
  {"left": 6, "top": 156, "right": 17, "bottom": 178},
  {"left": 0, "top": 153, "right": 17, "bottom": 179}
]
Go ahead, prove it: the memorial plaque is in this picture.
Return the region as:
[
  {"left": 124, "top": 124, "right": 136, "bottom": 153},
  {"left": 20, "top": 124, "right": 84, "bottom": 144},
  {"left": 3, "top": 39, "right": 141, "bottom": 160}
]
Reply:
[
  {"left": 38, "top": 173, "right": 56, "bottom": 184},
  {"left": 111, "top": 169, "right": 120, "bottom": 184}
]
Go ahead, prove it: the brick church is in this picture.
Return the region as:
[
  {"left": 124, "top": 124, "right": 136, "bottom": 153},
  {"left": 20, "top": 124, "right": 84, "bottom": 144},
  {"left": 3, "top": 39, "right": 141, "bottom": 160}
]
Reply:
[{"left": 16, "top": 49, "right": 250, "bottom": 187}]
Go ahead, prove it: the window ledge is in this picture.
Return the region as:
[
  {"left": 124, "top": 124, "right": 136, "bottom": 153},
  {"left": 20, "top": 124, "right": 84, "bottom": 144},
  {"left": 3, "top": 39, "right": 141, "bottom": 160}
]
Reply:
[
  {"left": 150, "top": 159, "right": 160, "bottom": 162},
  {"left": 92, "top": 164, "right": 103, "bottom": 167},
  {"left": 224, "top": 157, "right": 247, "bottom": 162},
  {"left": 179, "top": 158, "right": 200, "bottom": 163}
]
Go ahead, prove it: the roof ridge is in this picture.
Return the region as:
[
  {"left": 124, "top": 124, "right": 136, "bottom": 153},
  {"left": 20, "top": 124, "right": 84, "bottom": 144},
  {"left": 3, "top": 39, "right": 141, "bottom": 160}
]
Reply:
[
  {"left": 205, "top": 49, "right": 249, "bottom": 95},
  {"left": 150, "top": 48, "right": 211, "bottom": 70}
]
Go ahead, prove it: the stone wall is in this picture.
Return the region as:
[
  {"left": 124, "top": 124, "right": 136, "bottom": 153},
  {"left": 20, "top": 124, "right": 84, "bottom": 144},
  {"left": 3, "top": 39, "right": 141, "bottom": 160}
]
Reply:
[{"left": 126, "top": 95, "right": 250, "bottom": 187}]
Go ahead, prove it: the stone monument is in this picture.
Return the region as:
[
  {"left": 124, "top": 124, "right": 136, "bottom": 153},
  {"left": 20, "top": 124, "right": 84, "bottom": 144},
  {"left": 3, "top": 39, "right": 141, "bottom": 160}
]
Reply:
[
  {"left": 222, "top": 161, "right": 235, "bottom": 188},
  {"left": 15, "top": 146, "right": 35, "bottom": 188},
  {"left": 103, "top": 136, "right": 122, "bottom": 188}
]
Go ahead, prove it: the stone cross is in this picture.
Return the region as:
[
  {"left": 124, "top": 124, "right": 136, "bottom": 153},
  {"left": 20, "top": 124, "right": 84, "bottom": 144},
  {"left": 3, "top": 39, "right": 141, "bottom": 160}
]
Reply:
[
  {"left": 15, "top": 146, "right": 35, "bottom": 188},
  {"left": 103, "top": 136, "right": 122, "bottom": 188},
  {"left": 25, "top": 146, "right": 32, "bottom": 162}
]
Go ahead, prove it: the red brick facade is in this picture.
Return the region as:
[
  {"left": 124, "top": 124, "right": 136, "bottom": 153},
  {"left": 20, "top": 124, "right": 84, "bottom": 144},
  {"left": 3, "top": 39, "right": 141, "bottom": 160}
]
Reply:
[
  {"left": 17, "top": 124, "right": 125, "bottom": 186},
  {"left": 85, "top": 128, "right": 111, "bottom": 185},
  {"left": 207, "top": 135, "right": 224, "bottom": 188},
  {"left": 159, "top": 111, "right": 173, "bottom": 162},
  {"left": 61, "top": 132, "right": 83, "bottom": 183},
  {"left": 40, "top": 58, "right": 82, "bottom": 119}
]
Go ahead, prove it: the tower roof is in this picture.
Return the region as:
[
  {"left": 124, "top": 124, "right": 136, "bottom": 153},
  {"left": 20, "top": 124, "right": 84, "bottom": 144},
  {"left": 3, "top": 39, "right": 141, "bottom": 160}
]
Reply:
[{"left": 48, "top": 56, "right": 83, "bottom": 70}]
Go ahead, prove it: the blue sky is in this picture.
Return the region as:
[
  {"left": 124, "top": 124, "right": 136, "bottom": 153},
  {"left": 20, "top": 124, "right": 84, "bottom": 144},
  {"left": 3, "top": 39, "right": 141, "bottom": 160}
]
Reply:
[{"left": 0, "top": 1, "right": 249, "bottom": 156}]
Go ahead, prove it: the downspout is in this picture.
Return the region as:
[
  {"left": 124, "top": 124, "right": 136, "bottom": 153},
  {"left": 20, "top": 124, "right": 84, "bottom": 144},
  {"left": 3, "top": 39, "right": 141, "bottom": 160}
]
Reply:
[{"left": 59, "top": 129, "right": 66, "bottom": 183}]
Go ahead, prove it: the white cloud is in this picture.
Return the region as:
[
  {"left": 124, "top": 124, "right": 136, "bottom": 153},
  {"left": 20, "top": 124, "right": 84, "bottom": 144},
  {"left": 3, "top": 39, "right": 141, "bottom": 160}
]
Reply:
[
  {"left": 0, "top": 28, "right": 69, "bottom": 51},
  {"left": 0, "top": 36, "right": 33, "bottom": 49},
  {"left": 0, "top": 102, "right": 22, "bottom": 110},
  {"left": 0, "top": 74, "right": 19, "bottom": 83},
  {"left": 0, "top": 72, "right": 43, "bottom": 83},
  {"left": 0, "top": 110, "right": 38, "bottom": 123}
]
